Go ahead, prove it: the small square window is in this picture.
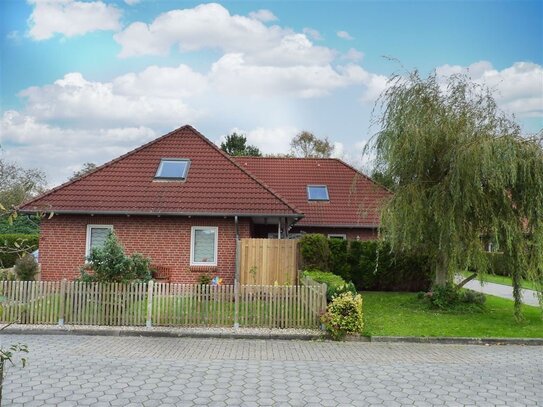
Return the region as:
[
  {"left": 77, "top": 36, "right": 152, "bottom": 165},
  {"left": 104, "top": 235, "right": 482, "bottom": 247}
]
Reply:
[
  {"left": 307, "top": 185, "right": 329, "bottom": 201},
  {"left": 328, "top": 234, "right": 347, "bottom": 240},
  {"left": 155, "top": 159, "right": 190, "bottom": 180},
  {"left": 86, "top": 225, "right": 113, "bottom": 257}
]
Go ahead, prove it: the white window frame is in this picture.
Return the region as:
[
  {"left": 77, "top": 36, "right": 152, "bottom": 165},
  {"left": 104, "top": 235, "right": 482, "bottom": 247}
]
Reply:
[
  {"left": 85, "top": 224, "right": 113, "bottom": 257},
  {"left": 307, "top": 185, "right": 330, "bottom": 201},
  {"left": 155, "top": 158, "right": 191, "bottom": 180},
  {"left": 328, "top": 234, "right": 347, "bottom": 240},
  {"left": 190, "top": 226, "right": 218, "bottom": 267}
]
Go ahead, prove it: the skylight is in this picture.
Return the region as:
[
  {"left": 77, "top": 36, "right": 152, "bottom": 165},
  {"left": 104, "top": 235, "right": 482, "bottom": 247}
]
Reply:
[
  {"left": 155, "top": 159, "right": 190, "bottom": 180},
  {"left": 307, "top": 185, "right": 329, "bottom": 201}
]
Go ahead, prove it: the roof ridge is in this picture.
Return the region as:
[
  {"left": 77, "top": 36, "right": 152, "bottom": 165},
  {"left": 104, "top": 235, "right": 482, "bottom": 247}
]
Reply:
[
  {"left": 236, "top": 156, "right": 338, "bottom": 160},
  {"left": 330, "top": 158, "right": 393, "bottom": 194},
  {"left": 19, "top": 125, "right": 194, "bottom": 211},
  {"left": 186, "top": 126, "right": 302, "bottom": 214}
]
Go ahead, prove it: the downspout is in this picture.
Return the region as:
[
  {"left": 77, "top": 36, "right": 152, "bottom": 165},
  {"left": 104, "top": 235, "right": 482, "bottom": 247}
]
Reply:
[{"left": 234, "top": 215, "right": 240, "bottom": 329}]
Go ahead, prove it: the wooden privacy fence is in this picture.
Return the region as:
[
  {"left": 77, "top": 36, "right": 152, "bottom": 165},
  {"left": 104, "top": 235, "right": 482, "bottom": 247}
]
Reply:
[
  {"left": 239, "top": 238, "right": 298, "bottom": 285},
  {"left": 0, "top": 280, "right": 326, "bottom": 329}
]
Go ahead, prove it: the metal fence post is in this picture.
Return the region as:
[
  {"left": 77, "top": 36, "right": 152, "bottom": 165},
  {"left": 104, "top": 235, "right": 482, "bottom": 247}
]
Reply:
[
  {"left": 146, "top": 280, "right": 154, "bottom": 328},
  {"left": 58, "top": 279, "right": 66, "bottom": 326}
]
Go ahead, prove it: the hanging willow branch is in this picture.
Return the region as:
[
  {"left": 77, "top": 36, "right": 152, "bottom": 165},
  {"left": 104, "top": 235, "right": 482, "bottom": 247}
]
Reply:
[{"left": 367, "top": 71, "right": 543, "bottom": 320}]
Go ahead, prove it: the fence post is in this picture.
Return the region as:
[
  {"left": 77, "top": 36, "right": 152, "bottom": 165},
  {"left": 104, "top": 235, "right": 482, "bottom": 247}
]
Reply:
[
  {"left": 146, "top": 280, "right": 154, "bottom": 328},
  {"left": 233, "top": 281, "right": 240, "bottom": 329},
  {"left": 58, "top": 279, "right": 67, "bottom": 326}
]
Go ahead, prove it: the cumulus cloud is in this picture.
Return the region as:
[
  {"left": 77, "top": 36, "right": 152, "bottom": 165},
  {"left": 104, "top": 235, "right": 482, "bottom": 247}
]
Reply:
[
  {"left": 436, "top": 61, "right": 543, "bottom": 118},
  {"left": 18, "top": 72, "right": 201, "bottom": 128},
  {"left": 343, "top": 48, "right": 364, "bottom": 62},
  {"left": 303, "top": 28, "right": 323, "bottom": 41},
  {"left": 113, "top": 3, "right": 333, "bottom": 66},
  {"left": 220, "top": 126, "right": 299, "bottom": 155},
  {"left": 1, "top": 110, "right": 157, "bottom": 184},
  {"left": 209, "top": 54, "right": 370, "bottom": 98},
  {"left": 248, "top": 9, "right": 277, "bottom": 22},
  {"left": 27, "top": 0, "right": 121, "bottom": 40},
  {"left": 337, "top": 30, "right": 354, "bottom": 40}
]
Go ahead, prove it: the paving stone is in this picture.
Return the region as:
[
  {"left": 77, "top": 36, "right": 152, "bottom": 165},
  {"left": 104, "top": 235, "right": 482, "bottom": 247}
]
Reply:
[{"left": 1, "top": 334, "right": 541, "bottom": 406}]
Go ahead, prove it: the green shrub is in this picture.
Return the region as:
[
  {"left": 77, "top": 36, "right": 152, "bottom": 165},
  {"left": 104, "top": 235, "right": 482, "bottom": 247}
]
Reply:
[
  {"left": 79, "top": 232, "right": 152, "bottom": 283},
  {"left": 485, "top": 252, "right": 510, "bottom": 276},
  {"left": 0, "top": 234, "right": 39, "bottom": 268},
  {"left": 14, "top": 254, "right": 39, "bottom": 281},
  {"left": 0, "top": 268, "right": 16, "bottom": 281},
  {"left": 351, "top": 241, "right": 432, "bottom": 292},
  {"left": 328, "top": 238, "right": 350, "bottom": 281},
  {"left": 321, "top": 292, "right": 364, "bottom": 340},
  {"left": 420, "top": 283, "right": 486, "bottom": 310},
  {"left": 303, "top": 269, "right": 347, "bottom": 300},
  {"left": 299, "top": 234, "right": 330, "bottom": 271}
]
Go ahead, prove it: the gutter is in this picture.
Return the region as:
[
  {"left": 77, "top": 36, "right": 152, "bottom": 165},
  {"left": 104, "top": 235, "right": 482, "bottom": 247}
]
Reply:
[{"left": 18, "top": 209, "right": 303, "bottom": 219}]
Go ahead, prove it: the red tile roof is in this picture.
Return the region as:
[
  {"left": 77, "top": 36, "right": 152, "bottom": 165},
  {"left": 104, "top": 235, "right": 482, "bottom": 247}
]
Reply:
[
  {"left": 20, "top": 126, "right": 300, "bottom": 217},
  {"left": 234, "top": 157, "right": 391, "bottom": 227}
]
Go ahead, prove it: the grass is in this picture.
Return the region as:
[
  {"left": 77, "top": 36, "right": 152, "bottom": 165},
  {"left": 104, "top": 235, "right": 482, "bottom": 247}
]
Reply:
[
  {"left": 363, "top": 291, "right": 543, "bottom": 338},
  {"left": 460, "top": 271, "right": 538, "bottom": 290}
]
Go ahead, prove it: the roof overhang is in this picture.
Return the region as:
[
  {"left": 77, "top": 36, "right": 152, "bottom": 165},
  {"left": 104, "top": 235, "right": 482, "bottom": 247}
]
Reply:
[
  {"left": 295, "top": 223, "right": 379, "bottom": 229},
  {"left": 19, "top": 209, "right": 303, "bottom": 219}
]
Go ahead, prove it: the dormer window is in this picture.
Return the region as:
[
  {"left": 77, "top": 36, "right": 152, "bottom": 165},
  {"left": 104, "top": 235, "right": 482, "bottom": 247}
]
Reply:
[
  {"left": 155, "top": 159, "right": 190, "bottom": 180},
  {"left": 307, "top": 185, "right": 329, "bottom": 201}
]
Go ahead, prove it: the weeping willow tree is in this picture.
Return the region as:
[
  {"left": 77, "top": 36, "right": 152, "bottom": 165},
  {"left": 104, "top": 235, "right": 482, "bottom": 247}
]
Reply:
[{"left": 368, "top": 71, "right": 543, "bottom": 319}]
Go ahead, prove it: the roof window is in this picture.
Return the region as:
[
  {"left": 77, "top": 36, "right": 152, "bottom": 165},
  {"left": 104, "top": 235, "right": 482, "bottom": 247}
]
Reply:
[
  {"left": 155, "top": 159, "right": 190, "bottom": 180},
  {"left": 307, "top": 185, "right": 329, "bottom": 201}
]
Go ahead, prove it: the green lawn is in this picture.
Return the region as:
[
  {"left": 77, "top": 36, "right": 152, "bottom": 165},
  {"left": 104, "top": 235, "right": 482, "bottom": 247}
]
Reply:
[
  {"left": 460, "top": 271, "right": 538, "bottom": 290},
  {"left": 363, "top": 292, "right": 543, "bottom": 338}
]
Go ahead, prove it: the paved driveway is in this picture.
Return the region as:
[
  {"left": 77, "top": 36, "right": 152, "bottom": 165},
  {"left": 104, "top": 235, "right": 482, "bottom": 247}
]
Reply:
[{"left": 1, "top": 334, "right": 542, "bottom": 406}]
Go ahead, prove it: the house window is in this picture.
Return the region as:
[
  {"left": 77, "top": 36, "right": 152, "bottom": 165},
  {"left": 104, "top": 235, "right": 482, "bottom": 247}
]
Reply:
[
  {"left": 155, "top": 159, "right": 190, "bottom": 180},
  {"left": 328, "top": 234, "right": 347, "bottom": 240},
  {"left": 307, "top": 185, "right": 329, "bottom": 201},
  {"left": 190, "top": 226, "right": 218, "bottom": 266},
  {"left": 86, "top": 225, "right": 113, "bottom": 257}
]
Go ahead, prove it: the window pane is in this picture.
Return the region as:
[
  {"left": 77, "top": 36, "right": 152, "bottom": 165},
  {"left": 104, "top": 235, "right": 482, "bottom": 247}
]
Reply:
[
  {"left": 308, "top": 185, "right": 329, "bottom": 200},
  {"left": 90, "top": 228, "right": 110, "bottom": 250},
  {"left": 193, "top": 229, "right": 216, "bottom": 263},
  {"left": 156, "top": 160, "right": 188, "bottom": 179}
]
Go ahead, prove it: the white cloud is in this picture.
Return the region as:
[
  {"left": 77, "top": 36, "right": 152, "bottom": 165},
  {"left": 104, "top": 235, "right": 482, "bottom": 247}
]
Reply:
[
  {"left": 343, "top": 48, "right": 364, "bottom": 62},
  {"left": 209, "top": 54, "right": 368, "bottom": 98},
  {"left": 221, "top": 126, "right": 299, "bottom": 155},
  {"left": 113, "top": 3, "right": 333, "bottom": 67},
  {"left": 337, "top": 30, "right": 354, "bottom": 40},
  {"left": 303, "top": 28, "right": 323, "bottom": 41},
  {"left": 27, "top": 0, "right": 121, "bottom": 40},
  {"left": 248, "top": 9, "right": 277, "bottom": 22},
  {"left": 18, "top": 72, "right": 201, "bottom": 128},
  {"left": 1, "top": 110, "right": 156, "bottom": 184},
  {"left": 124, "top": 0, "right": 140, "bottom": 5},
  {"left": 437, "top": 61, "right": 543, "bottom": 118}
]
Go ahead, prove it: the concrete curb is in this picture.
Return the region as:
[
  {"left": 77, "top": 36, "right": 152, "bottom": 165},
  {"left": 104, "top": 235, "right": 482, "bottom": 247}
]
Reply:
[
  {"left": 1, "top": 327, "right": 324, "bottom": 341},
  {"left": 370, "top": 336, "right": 543, "bottom": 346},
  {"left": 2, "top": 327, "right": 541, "bottom": 345}
]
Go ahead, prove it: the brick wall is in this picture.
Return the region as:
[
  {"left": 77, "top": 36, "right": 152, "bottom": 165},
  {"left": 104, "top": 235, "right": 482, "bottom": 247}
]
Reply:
[{"left": 39, "top": 215, "right": 251, "bottom": 283}]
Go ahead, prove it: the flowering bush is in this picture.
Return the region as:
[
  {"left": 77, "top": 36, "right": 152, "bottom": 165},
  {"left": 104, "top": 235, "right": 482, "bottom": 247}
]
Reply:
[{"left": 321, "top": 292, "right": 364, "bottom": 340}]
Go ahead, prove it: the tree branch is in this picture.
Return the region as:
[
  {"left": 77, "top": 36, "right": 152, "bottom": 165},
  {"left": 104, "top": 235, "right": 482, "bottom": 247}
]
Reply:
[{"left": 456, "top": 272, "right": 478, "bottom": 289}]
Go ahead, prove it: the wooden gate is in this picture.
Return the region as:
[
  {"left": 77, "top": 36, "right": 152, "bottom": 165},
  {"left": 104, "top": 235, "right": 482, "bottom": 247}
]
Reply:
[{"left": 239, "top": 239, "right": 298, "bottom": 285}]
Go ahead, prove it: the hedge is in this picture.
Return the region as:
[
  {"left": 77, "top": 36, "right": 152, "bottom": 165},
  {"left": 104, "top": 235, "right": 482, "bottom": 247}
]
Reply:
[
  {"left": 0, "top": 234, "right": 39, "bottom": 268},
  {"left": 299, "top": 234, "right": 432, "bottom": 292}
]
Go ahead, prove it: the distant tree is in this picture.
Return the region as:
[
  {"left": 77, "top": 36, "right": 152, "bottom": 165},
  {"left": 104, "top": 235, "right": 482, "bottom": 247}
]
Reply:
[
  {"left": 220, "top": 133, "right": 262, "bottom": 156},
  {"left": 70, "top": 162, "right": 97, "bottom": 180},
  {"left": 290, "top": 131, "right": 334, "bottom": 158},
  {"left": 367, "top": 70, "right": 543, "bottom": 319},
  {"left": 0, "top": 152, "right": 47, "bottom": 210}
]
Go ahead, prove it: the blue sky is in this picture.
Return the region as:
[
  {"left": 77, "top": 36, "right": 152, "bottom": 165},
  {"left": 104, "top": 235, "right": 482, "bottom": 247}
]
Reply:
[{"left": 1, "top": 0, "right": 542, "bottom": 185}]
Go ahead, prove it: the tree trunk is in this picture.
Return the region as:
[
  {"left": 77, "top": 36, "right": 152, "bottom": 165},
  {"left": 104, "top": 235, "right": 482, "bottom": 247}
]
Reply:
[{"left": 434, "top": 253, "right": 450, "bottom": 287}]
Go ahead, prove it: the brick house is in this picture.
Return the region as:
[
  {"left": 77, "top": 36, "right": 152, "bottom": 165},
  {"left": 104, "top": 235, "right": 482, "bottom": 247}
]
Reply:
[{"left": 19, "top": 125, "right": 390, "bottom": 283}]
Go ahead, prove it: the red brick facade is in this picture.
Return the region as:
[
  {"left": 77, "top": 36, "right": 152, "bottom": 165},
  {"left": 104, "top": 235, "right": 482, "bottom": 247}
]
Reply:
[{"left": 39, "top": 214, "right": 251, "bottom": 283}]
